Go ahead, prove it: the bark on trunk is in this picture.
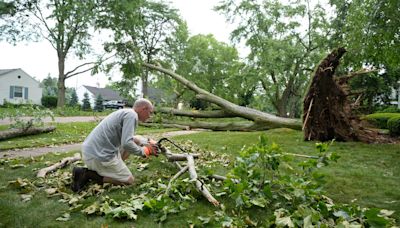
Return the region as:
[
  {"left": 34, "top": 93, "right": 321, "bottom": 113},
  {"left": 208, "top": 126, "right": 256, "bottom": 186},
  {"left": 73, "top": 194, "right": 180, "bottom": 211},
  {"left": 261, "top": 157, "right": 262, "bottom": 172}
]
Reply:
[
  {"left": 143, "top": 120, "right": 270, "bottom": 131},
  {"left": 157, "top": 107, "right": 236, "bottom": 118},
  {"left": 302, "top": 47, "right": 391, "bottom": 143},
  {"left": 0, "top": 126, "right": 56, "bottom": 141},
  {"left": 57, "top": 54, "right": 66, "bottom": 107},
  {"left": 143, "top": 63, "right": 302, "bottom": 131}
]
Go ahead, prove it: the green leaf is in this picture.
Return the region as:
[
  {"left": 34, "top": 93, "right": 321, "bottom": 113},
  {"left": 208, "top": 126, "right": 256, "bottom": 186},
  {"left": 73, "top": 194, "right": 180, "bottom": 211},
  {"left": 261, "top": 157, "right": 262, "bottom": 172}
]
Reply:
[
  {"left": 250, "top": 198, "right": 267, "bottom": 208},
  {"left": 20, "top": 194, "right": 33, "bottom": 202},
  {"left": 333, "top": 210, "right": 350, "bottom": 220},
  {"left": 275, "top": 216, "right": 294, "bottom": 227},
  {"left": 56, "top": 213, "right": 70, "bottom": 222},
  {"left": 197, "top": 216, "right": 211, "bottom": 224},
  {"left": 259, "top": 134, "right": 268, "bottom": 146},
  {"left": 221, "top": 216, "right": 233, "bottom": 227},
  {"left": 82, "top": 202, "right": 100, "bottom": 215},
  {"left": 10, "top": 164, "right": 26, "bottom": 169},
  {"left": 379, "top": 209, "right": 394, "bottom": 217},
  {"left": 365, "top": 208, "right": 389, "bottom": 227},
  {"left": 303, "top": 215, "right": 313, "bottom": 228}
]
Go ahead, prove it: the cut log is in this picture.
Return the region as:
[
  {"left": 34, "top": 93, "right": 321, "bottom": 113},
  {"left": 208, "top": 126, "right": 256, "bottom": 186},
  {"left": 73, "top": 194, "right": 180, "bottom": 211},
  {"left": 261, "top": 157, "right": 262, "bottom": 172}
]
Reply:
[
  {"left": 302, "top": 48, "right": 391, "bottom": 143},
  {"left": 144, "top": 63, "right": 302, "bottom": 131},
  {"left": 0, "top": 126, "right": 56, "bottom": 141},
  {"left": 37, "top": 153, "right": 81, "bottom": 178}
]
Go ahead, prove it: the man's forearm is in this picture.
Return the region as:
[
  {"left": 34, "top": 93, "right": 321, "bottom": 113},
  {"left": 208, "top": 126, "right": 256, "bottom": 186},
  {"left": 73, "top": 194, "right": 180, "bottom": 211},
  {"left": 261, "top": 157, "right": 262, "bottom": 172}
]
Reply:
[{"left": 121, "top": 149, "right": 130, "bottom": 161}]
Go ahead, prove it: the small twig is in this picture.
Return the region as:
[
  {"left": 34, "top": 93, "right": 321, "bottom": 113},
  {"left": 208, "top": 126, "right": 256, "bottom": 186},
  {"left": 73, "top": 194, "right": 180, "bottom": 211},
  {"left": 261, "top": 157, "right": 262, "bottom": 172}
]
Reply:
[
  {"left": 283, "top": 152, "right": 318, "bottom": 159},
  {"left": 302, "top": 98, "right": 313, "bottom": 130},
  {"left": 209, "top": 174, "right": 240, "bottom": 184}
]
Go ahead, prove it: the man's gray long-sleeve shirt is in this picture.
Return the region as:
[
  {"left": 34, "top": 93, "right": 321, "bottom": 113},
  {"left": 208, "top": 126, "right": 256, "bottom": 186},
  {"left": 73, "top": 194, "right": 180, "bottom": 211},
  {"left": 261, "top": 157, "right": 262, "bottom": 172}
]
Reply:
[{"left": 82, "top": 109, "right": 144, "bottom": 161}]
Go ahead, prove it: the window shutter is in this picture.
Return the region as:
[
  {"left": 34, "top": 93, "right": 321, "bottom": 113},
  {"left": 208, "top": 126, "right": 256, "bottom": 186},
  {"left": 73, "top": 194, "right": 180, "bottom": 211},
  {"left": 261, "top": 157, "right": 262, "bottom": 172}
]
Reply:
[
  {"left": 24, "top": 87, "right": 29, "bottom": 99},
  {"left": 10, "top": 86, "right": 14, "bottom": 99}
]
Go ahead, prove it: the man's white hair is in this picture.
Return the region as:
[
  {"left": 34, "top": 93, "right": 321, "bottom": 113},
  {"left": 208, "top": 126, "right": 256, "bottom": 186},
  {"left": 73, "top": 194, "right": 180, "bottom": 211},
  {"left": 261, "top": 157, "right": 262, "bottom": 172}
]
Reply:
[{"left": 133, "top": 98, "right": 153, "bottom": 109}]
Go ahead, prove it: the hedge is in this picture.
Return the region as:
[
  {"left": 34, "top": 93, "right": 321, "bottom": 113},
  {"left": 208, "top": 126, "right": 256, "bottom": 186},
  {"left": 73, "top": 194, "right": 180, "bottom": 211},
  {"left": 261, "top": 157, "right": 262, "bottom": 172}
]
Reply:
[
  {"left": 41, "top": 96, "right": 58, "bottom": 108},
  {"left": 362, "top": 113, "right": 400, "bottom": 129},
  {"left": 388, "top": 116, "right": 400, "bottom": 136}
]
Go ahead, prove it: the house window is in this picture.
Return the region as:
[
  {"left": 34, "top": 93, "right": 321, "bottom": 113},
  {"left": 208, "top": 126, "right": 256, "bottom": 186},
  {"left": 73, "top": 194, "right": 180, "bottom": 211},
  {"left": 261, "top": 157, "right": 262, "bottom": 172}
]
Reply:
[{"left": 14, "top": 86, "right": 23, "bottom": 98}]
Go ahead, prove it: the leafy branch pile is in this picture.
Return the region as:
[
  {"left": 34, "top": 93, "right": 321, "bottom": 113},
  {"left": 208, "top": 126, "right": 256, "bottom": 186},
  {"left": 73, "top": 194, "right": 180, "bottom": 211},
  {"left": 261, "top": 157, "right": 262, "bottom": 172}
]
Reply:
[{"left": 4, "top": 136, "right": 397, "bottom": 227}]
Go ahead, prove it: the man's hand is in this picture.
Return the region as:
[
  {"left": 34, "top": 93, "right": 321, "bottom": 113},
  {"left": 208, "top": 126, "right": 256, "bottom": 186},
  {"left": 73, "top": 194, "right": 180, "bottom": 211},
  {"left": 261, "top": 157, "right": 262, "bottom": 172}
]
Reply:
[{"left": 143, "top": 144, "right": 158, "bottom": 157}]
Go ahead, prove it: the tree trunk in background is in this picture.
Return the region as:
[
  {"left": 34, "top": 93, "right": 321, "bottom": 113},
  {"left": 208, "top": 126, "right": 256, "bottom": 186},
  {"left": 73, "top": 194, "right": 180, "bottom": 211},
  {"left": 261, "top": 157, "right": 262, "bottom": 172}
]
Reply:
[
  {"left": 57, "top": 54, "right": 66, "bottom": 107},
  {"left": 302, "top": 47, "right": 391, "bottom": 143}
]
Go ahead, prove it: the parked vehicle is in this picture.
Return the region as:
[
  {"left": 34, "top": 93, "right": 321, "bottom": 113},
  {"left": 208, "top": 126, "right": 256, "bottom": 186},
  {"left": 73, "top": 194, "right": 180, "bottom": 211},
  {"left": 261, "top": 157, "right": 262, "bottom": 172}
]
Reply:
[{"left": 103, "top": 100, "right": 125, "bottom": 109}]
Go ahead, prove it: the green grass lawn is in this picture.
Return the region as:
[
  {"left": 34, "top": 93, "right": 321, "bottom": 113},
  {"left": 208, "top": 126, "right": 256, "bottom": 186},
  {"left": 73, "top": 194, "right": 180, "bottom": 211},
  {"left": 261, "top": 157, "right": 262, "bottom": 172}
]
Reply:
[
  {"left": 0, "top": 106, "right": 114, "bottom": 117},
  {"left": 0, "top": 129, "right": 399, "bottom": 227},
  {"left": 0, "top": 122, "right": 176, "bottom": 150}
]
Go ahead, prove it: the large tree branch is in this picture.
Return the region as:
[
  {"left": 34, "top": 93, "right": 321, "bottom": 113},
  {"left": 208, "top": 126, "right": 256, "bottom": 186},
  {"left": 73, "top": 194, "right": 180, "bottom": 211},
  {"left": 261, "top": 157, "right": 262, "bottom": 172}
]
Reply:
[
  {"left": 65, "top": 54, "right": 115, "bottom": 79},
  {"left": 157, "top": 107, "right": 237, "bottom": 118},
  {"left": 144, "top": 63, "right": 302, "bottom": 130}
]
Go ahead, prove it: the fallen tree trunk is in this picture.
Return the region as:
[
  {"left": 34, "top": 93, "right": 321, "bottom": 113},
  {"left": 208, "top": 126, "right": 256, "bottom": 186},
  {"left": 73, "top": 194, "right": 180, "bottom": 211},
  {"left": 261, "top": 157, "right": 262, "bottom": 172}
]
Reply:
[
  {"left": 144, "top": 63, "right": 302, "bottom": 131},
  {"left": 37, "top": 153, "right": 81, "bottom": 178},
  {"left": 0, "top": 126, "right": 56, "bottom": 141},
  {"left": 303, "top": 47, "right": 391, "bottom": 143},
  {"left": 143, "top": 120, "right": 270, "bottom": 131},
  {"left": 157, "top": 107, "right": 236, "bottom": 118}
]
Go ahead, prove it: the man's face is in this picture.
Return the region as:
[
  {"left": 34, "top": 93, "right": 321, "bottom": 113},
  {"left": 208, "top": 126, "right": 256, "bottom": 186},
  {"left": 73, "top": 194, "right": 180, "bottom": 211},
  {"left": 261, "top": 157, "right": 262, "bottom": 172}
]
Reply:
[{"left": 137, "top": 105, "right": 153, "bottom": 122}]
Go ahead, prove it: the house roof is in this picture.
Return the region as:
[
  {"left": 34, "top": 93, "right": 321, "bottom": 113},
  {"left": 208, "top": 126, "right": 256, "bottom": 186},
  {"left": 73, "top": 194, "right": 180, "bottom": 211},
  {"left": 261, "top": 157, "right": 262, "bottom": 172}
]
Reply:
[
  {"left": 0, "top": 69, "right": 19, "bottom": 76},
  {"left": 147, "top": 87, "right": 176, "bottom": 103},
  {"left": 0, "top": 68, "right": 41, "bottom": 84},
  {"left": 83, "top": 85, "right": 123, "bottom": 100}
]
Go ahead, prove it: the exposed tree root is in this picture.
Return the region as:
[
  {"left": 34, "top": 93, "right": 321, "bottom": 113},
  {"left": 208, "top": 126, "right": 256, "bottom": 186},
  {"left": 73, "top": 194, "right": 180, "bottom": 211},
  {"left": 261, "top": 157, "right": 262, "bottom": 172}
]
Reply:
[{"left": 303, "top": 48, "right": 393, "bottom": 143}]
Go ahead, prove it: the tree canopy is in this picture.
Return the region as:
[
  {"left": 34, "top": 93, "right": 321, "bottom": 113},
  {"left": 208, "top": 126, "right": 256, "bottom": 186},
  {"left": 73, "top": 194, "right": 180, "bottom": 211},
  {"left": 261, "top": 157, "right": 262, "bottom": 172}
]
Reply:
[{"left": 0, "top": 0, "right": 98, "bottom": 107}]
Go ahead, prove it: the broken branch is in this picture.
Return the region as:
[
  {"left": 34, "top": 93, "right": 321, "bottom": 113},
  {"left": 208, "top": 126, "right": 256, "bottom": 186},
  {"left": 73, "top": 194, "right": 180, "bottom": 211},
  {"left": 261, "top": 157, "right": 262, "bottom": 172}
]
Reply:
[{"left": 37, "top": 153, "right": 81, "bottom": 178}]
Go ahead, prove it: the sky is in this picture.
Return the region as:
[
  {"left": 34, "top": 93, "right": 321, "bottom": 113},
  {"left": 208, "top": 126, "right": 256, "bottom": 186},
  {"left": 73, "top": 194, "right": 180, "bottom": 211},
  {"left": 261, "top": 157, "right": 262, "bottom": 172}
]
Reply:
[{"left": 0, "top": 0, "right": 234, "bottom": 89}]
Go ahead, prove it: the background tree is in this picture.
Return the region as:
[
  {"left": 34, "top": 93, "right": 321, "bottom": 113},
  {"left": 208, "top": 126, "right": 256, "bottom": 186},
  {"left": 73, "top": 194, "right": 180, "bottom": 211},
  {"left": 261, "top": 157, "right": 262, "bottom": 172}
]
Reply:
[
  {"left": 0, "top": 1, "right": 14, "bottom": 16},
  {"left": 68, "top": 88, "right": 78, "bottom": 107},
  {"left": 94, "top": 94, "right": 104, "bottom": 112},
  {"left": 97, "top": 0, "right": 183, "bottom": 98},
  {"left": 81, "top": 92, "right": 91, "bottom": 111},
  {"left": 329, "top": 0, "right": 400, "bottom": 112},
  {"left": 154, "top": 34, "right": 242, "bottom": 109},
  {"left": 215, "top": 0, "right": 331, "bottom": 117},
  {"left": 0, "top": 0, "right": 99, "bottom": 107},
  {"left": 40, "top": 75, "right": 58, "bottom": 96}
]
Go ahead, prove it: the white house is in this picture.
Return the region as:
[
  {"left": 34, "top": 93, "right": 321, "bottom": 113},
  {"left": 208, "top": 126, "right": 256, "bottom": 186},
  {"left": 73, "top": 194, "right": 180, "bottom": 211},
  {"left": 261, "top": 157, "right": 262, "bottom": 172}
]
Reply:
[
  {"left": 76, "top": 85, "right": 124, "bottom": 108},
  {"left": 0, "top": 69, "right": 42, "bottom": 105}
]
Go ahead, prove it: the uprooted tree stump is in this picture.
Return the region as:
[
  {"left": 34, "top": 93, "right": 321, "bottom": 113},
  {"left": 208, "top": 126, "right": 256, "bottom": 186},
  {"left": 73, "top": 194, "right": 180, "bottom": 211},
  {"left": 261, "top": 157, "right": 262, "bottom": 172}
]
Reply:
[{"left": 302, "top": 47, "right": 392, "bottom": 143}]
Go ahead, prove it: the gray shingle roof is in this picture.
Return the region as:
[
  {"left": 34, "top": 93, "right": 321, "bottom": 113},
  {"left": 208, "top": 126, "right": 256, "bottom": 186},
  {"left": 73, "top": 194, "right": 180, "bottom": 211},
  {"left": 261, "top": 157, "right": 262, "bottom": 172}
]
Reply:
[
  {"left": 83, "top": 85, "right": 123, "bottom": 100},
  {"left": 0, "top": 69, "right": 19, "bottom": 76}
]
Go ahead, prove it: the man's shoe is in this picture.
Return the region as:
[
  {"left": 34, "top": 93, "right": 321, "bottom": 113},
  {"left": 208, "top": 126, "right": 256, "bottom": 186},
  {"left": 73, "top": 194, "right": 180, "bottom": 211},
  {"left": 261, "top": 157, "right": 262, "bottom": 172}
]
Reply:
[{"left": 71, "top": 167, "right": 89, "bottom": 192}]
